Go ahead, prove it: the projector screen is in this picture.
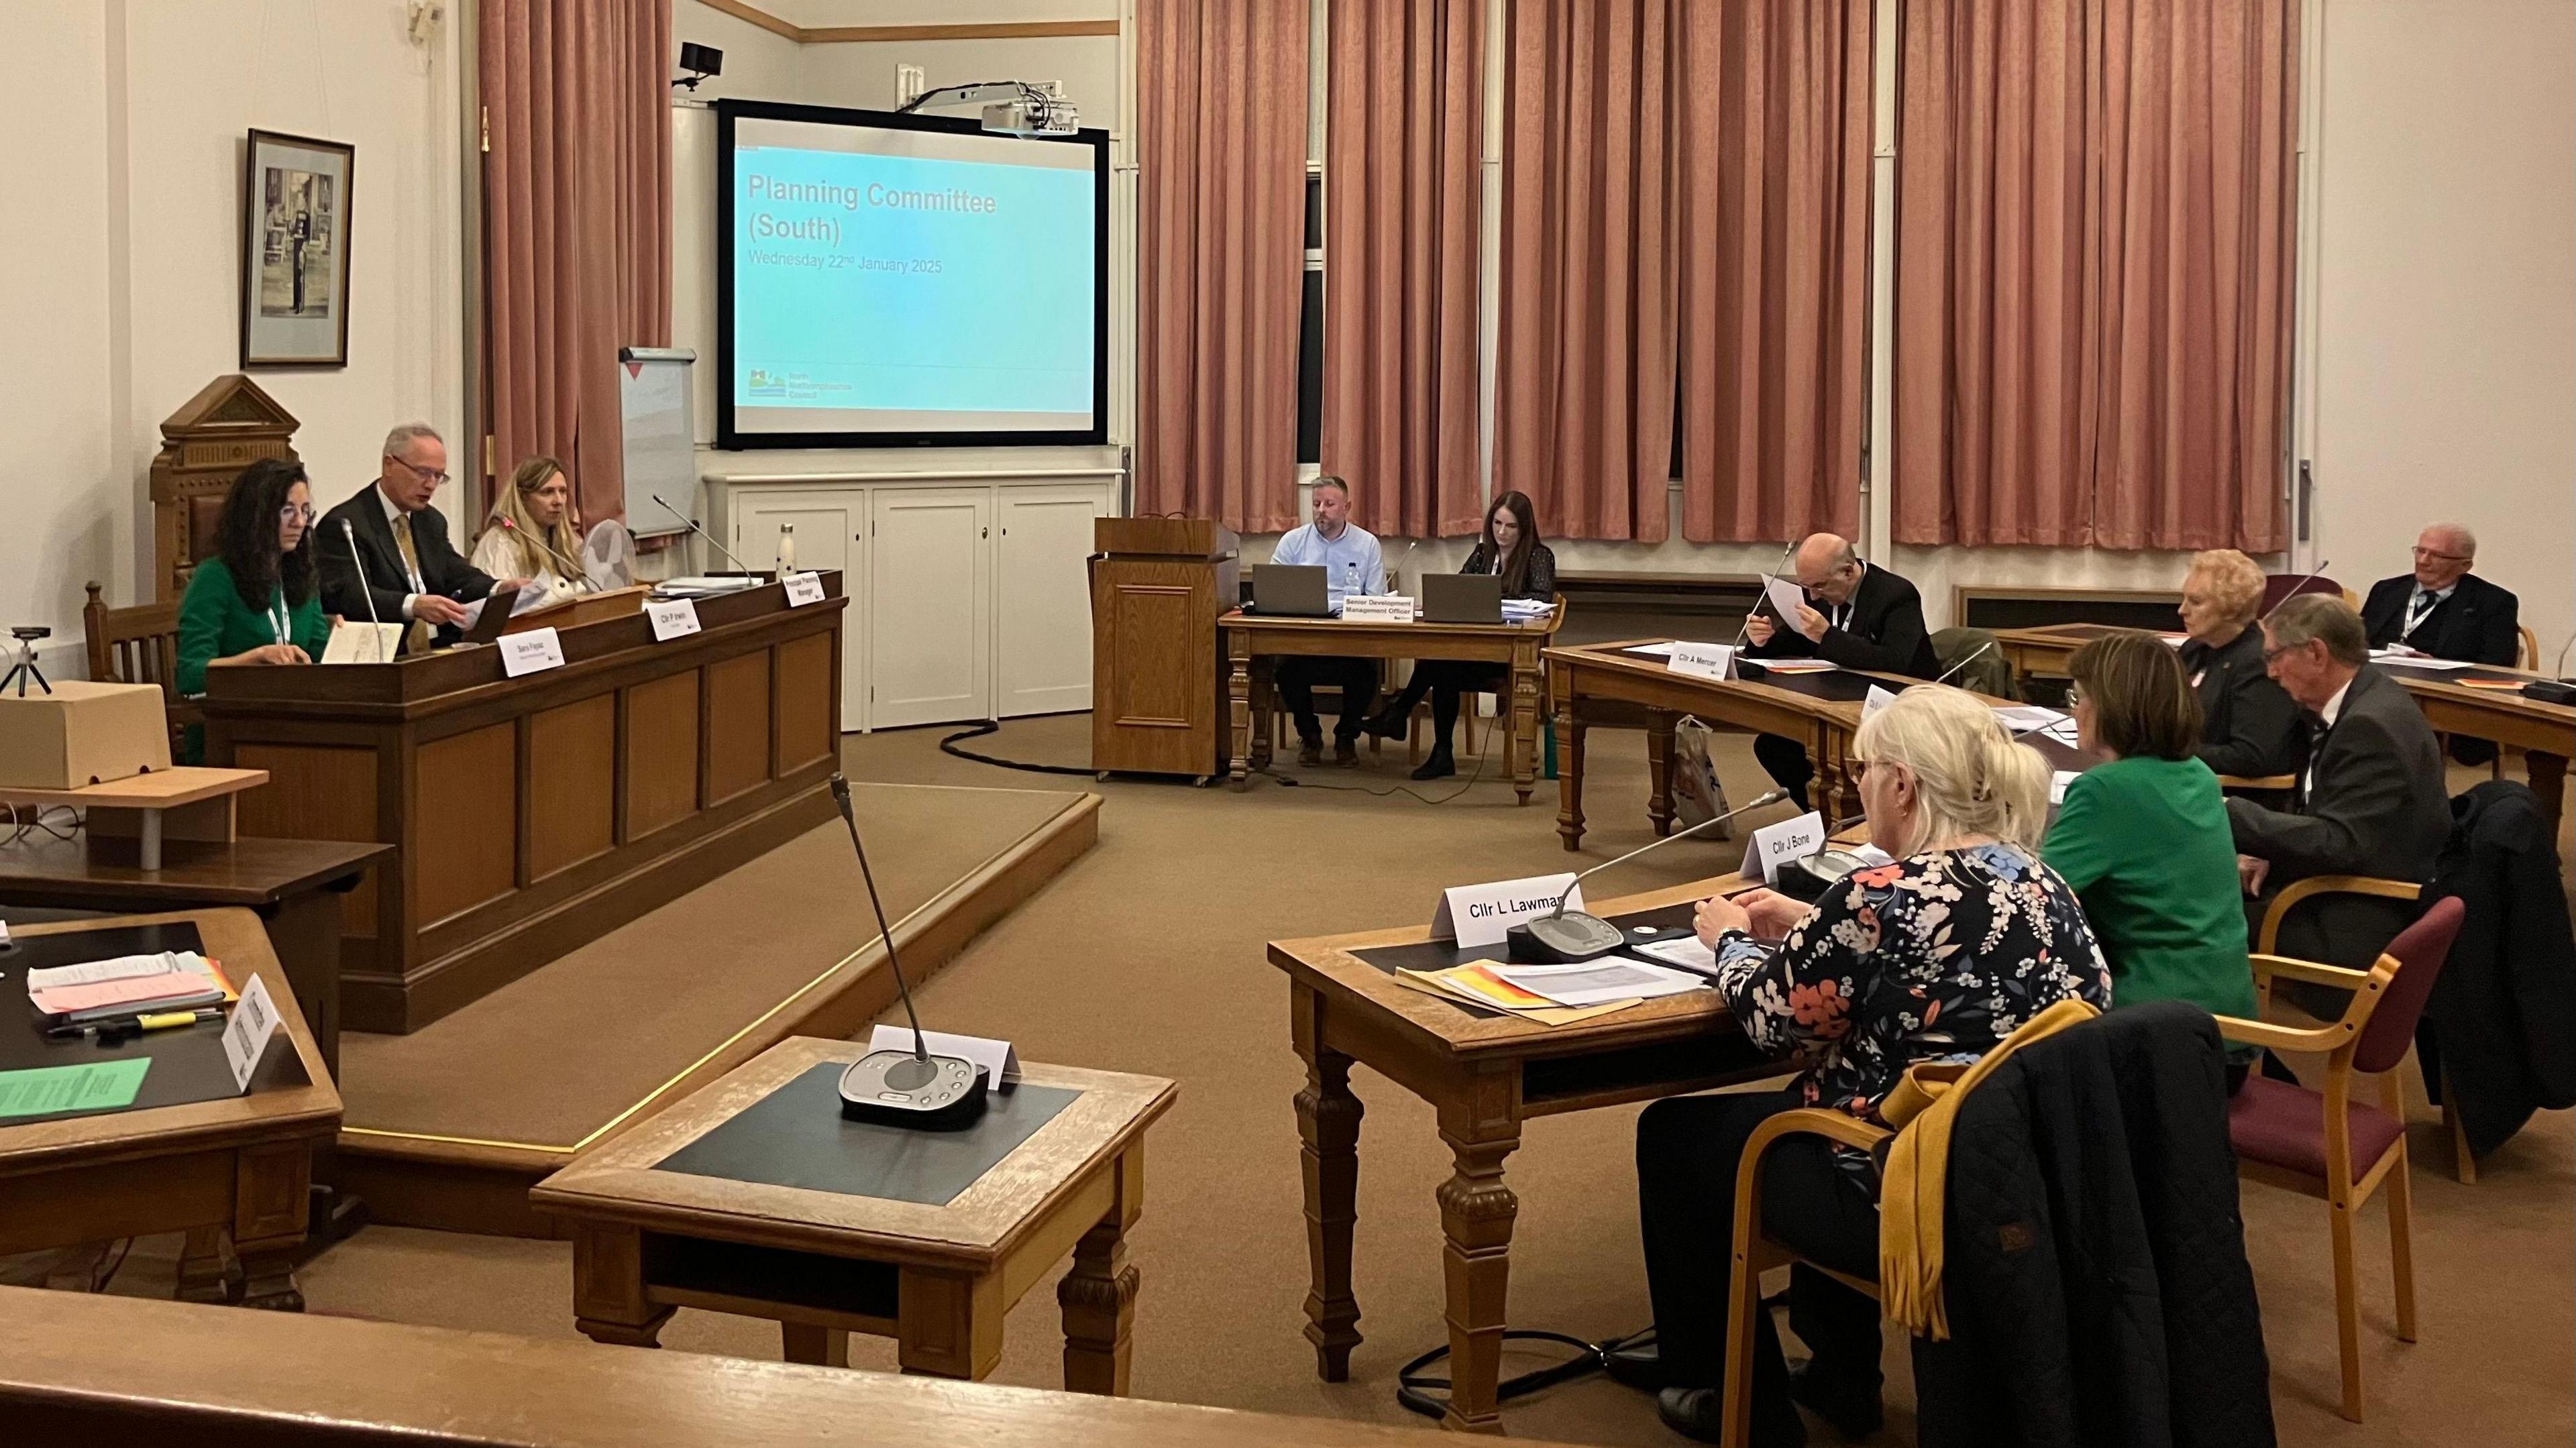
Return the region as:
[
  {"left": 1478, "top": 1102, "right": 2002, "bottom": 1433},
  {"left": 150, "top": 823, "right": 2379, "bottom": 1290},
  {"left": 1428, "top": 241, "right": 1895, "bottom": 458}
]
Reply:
[{"left": 716, "top": 101, "right": 1108, "bottom": 449}]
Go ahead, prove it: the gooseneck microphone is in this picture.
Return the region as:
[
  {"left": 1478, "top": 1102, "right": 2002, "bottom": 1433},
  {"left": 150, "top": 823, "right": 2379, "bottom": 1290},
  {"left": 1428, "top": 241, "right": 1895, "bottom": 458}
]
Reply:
[
  {"left": 340, "top": 518, "right": 392, "bottom": 663},
  {"left": 1506, "top": 789, "right": 1791, "bottom": 963},
  {"left": 1932, "top": 636, "right": 1998, "bottom": 687},
  {"left": 498, "top": 516, "right": 601, "bottom": 593},
  {"left": 2257, "top": 559, "right": 2334, "bottom": 624},
  {"left": 1735, "top": 537, "right": 1801, "bottom": 650},
  {"left": 827, "top": 773, "right": 988, "bottom": 1129},
  {"left": 651, "top": 492, "right": 761, "bottom": 577}
]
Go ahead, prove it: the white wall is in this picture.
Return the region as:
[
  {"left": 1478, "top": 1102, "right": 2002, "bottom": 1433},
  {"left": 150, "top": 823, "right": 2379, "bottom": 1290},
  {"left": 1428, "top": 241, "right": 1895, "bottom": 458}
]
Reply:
[
  {"left": 0, "top": 0, "right": 465, "bottom": 671},
  {"left": 2306, "top": 0, "right": 2576, "bottom": 661}
]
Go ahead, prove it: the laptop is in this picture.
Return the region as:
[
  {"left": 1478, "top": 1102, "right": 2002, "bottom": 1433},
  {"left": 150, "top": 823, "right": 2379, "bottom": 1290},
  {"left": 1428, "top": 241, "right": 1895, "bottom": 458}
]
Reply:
[
  {"left": 1422, "top": 573, "right": 1504, "bottom": 624},
  {"left": 1248, "top": 564, "right": 1334, "bottom": 618}
]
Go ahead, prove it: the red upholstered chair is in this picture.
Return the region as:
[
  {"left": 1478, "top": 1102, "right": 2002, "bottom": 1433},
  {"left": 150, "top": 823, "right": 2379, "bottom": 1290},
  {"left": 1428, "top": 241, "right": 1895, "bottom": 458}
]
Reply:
[{"left": 2215, "top": 891, "right": 2465, "bottom": 1424}]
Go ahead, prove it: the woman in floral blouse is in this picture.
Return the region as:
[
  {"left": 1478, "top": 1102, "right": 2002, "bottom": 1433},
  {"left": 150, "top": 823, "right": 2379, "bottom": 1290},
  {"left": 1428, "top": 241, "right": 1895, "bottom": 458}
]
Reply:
[{"left": 1621, "top": 685, "right": 2111, "bottom": 1446}]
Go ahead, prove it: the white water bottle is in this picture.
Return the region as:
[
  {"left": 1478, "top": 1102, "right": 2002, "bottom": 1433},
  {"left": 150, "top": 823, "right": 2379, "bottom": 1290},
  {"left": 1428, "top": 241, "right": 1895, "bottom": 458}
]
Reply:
[{"left": 776, "top": 522, "right": 797, "bottom": 574}]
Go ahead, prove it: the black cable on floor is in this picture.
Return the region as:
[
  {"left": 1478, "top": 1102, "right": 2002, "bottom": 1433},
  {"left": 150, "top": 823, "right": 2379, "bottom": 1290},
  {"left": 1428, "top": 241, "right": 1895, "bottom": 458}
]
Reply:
[
  {"left": 1395, "top": 1327, "right": 1653, "bottom": 1420},
  {"left": 936, "top": 719, "right": 1100, "bottom": 777}
]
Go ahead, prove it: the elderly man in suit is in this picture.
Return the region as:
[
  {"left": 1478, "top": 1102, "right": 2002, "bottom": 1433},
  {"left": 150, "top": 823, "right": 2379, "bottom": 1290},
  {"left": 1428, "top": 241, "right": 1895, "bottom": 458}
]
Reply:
[
  {"left": 2361, "top": 522, "right": 2522, "bottom": 765},
  {"left": 318, "top": 423, "right": 523, "bottom": 655},
  {"left": 2230, "top": 596, "right": 2451, "bottom": 996},
  {"left": 1743, "top": 533, "right": 1941, "bottom": 810}
]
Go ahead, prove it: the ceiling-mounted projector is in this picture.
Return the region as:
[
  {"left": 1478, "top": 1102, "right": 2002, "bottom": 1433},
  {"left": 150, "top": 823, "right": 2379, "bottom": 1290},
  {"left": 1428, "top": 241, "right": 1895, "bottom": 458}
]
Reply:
[{"left": 898, "top": 80, "right": 1079, "bottom": 136}]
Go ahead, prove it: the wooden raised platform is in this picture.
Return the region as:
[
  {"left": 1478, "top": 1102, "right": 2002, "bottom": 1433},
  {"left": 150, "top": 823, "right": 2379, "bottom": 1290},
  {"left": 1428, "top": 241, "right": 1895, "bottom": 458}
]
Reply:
[{"left": 331, "top": 782, "right": 1101, "bottom": 1236}]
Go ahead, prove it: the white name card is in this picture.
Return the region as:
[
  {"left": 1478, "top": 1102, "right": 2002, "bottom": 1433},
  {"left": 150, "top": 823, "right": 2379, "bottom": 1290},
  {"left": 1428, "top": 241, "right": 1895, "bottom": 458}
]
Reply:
[
  {"left": 221, "top": 974, "right": 283, "bottom": 1094},
  {"left": 1740, "top": 810, "right": 1828, "bottom": 884},
  {"left": 498, "top": 626, "right": 566, "bottom": 677},
  {"left": 1433, "top": 872, "right": 1584, "bottom": 949},
  {"left": 865, "top": 1024, "right": 1020, "bottom": 1095},
  {"left": 1862, "top": 684, "right": 1899, "bottom": 725},
  {"left": 645, "top": 598, "right": 702, "bottom": 641},
  {"left": 1666, "top": 642, "right": 1737, "bottom": 681},
  {"left": 1340, "top": 594, "right": 1415, "bottom": 623},
  {"left": 782, "top": 571, "right": 826, "bottom": 607}
]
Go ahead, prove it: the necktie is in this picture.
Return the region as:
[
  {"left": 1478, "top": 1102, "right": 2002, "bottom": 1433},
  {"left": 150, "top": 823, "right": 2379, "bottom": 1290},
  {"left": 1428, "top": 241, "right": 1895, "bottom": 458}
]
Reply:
[
  {"left": 2299, "top": 714, "right": 2331, "bottom": 805},
  {"left": 392, "top": 514, "right": 435, "bottom": 655}
]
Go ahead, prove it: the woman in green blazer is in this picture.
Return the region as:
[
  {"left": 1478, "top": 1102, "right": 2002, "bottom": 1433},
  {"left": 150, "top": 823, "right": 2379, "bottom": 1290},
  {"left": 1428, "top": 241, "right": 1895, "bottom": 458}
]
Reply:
[
  {"left": 2041, "top": 629, "right": 2261, "bottom": 1091},
  {"left": 175, "top": 459, "right": 331, "bottom": 761}
]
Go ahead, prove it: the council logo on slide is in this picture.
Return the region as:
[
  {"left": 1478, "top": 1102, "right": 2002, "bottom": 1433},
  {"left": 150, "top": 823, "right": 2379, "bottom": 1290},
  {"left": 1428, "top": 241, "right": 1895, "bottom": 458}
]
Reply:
[{"left": 745, "top": 369, "right": 788, "bottom": 398}]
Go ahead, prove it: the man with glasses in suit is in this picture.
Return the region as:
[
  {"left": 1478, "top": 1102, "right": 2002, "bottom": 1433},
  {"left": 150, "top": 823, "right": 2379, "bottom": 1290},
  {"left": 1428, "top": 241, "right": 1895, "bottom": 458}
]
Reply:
[{"left": 318, "top": 423, "right": 525, "bottom": 655}]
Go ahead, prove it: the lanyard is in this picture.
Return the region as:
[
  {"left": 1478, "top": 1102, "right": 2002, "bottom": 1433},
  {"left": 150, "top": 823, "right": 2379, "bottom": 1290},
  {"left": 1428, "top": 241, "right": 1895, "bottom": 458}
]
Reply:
[
  {"left": 268, "top": 593, "right": 291, "bottom": 645},
  {"left": 2402, "top": 590, "right": 2440, "bottom": 638}
]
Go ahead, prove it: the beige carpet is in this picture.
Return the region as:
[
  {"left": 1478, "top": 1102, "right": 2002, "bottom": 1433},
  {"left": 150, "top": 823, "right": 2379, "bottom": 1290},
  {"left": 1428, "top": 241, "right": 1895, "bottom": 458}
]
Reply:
[
  {"left": 105, "top": 714, "right": 2574, "bottom": 1447},
  {"left": 339, "top": 782, "right": 1089, "bottom": 1148}
]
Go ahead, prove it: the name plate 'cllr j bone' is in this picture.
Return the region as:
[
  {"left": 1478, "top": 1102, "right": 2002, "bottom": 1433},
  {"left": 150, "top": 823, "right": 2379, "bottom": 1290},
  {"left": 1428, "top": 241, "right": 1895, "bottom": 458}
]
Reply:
[
  {"left": 1433, "top": 872, "right": 1585, "bottom": 949},
  {"left": 1741, "top": 810, "right": 1827, "bottom": 884}
]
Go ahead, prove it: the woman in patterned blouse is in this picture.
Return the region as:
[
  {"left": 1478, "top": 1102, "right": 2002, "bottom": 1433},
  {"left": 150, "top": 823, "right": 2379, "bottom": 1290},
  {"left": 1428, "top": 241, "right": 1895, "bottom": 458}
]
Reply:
[{"left": 1624, "top": 685, "right": 2112, "bottom": 1446}]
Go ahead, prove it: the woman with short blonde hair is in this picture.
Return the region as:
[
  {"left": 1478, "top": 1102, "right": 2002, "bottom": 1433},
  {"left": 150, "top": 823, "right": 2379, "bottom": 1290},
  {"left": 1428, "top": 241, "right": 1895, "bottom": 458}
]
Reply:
[
  {"left": 1625, "top": 684, "right": 2108, "bottom": 1441},
  {"left": 472, "top": 456, "right": 587, "bottom": 610},
  {"left": 2177, "top": 548, "right": 2301, "bottom": 779}
]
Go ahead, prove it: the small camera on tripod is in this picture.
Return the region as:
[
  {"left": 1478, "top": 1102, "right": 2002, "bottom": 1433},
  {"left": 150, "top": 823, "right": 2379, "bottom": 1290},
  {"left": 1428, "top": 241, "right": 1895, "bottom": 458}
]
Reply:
[{"left": 5, "top": 625, "right": 52, "bottom": 697}]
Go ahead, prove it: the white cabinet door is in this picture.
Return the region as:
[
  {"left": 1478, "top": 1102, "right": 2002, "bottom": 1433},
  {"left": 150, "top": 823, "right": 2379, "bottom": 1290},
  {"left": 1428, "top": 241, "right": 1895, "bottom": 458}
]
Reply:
[
  {"left": 733, "top": 489, "right": 867, "bottom": 730},
  {"left": 868, "top": 487, "right": 993, "bottom": 728},
  {"left": 994, "top": 483, "right": 1112, "bottom": 718}
]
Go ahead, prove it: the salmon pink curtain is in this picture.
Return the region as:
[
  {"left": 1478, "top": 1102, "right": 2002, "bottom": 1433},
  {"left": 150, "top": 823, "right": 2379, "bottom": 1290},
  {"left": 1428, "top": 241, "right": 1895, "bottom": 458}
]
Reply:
[{"left": 480, "top": 0, "right": 672, "bottom": 528}]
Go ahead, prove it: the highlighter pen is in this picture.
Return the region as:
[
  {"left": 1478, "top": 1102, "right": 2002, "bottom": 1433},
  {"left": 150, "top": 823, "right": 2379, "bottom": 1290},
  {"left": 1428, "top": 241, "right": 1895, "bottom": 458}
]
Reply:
[{"left": 44, "top": 1008, "right": 220, "bottom": 1042}]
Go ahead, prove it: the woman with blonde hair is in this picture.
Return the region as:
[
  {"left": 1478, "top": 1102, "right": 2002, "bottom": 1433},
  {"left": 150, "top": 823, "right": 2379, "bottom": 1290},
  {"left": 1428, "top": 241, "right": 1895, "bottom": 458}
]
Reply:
[
  {"left": 472, "top": 456, "right": 588, "bottom": 610},
  {"left": 1621, "top": 685, "right": 2110, "bottom": 1444},
  {"left": 2178, "top": 548, "right": 2302, "bottom": 778}
]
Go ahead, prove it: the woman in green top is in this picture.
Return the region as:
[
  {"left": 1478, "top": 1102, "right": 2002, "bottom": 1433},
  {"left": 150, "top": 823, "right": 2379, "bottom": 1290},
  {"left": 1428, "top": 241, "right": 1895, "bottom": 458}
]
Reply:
[
  {"left": 2043, "top": 629, "right": 2259, "bottom": 1091},
  {"left": 175, "top": 459, "right": 331, "bottom": 761}
]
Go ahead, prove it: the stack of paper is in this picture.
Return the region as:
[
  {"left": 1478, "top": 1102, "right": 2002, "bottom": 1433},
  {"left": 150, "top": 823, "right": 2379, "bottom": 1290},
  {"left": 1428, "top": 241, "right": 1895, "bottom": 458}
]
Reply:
[
  {"left": 1391, "top": 963, "right": 1636, "bottom": 1026},
  {"left": 1501, "top": 598, "right": 1557, "bottom": 620},
  {"left": 27, "top": 951, "right": 235, "bottom": 1025},
  {"left": 653, "top": 576, "right": 761, "bottom": 600}
]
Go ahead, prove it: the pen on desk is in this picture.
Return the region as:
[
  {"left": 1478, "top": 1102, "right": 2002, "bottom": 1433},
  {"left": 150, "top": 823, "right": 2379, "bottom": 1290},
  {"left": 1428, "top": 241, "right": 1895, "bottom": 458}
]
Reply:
[{"left": 44, "top": 1007, "right": 221, "bottom": 1041}]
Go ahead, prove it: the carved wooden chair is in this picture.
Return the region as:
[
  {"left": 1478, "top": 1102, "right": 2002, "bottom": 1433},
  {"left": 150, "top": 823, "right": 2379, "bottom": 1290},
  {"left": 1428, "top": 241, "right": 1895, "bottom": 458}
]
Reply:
[{"left": 82, "top": 581, "right": 197, "bottom": 758}]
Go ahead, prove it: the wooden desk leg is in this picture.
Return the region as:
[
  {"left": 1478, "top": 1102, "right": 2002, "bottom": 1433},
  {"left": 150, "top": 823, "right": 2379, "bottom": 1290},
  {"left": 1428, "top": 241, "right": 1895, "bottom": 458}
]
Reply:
[
  {"left": 1646, "top": 710, "right": 1677, "bottom": 837},
  {"left": 572, "top": 1224, "right": 674, "bottom": 1348},
  {"left": 782, "top": 1323, "right": 851, "bottom": 1367},
  {"left": 176, "top": 1226, "right": 237, "bottom": 1305},
  {"left": 2528, "top": 750, "right": 2567, "bottom": 832},
  {"left": 898, "top": 1268, "right": 1006, "bottom": 1380},
  {"left": 234, "top": 1140, "right": 313, "bottom": 1311},
  {"left": 1436, "top": 1084, "right": 1521, "bottom": 1435},
  {"left": 1252, "top": 659, "right": 1277, "bottom": 773},
  {"left": 1556, "top": 700, "right": 1588, "bottom": 852},
  {"left": 1509, "top": 646, "right": 1541, "bottom": 805},
  {"left": 263, "top": 891, "right": 343, "bottom": 1084},
  {"left": 1228, "top": 634, "right": 1254, "bottom": 789},
  {"left": 1059, "top": 1149, "right": 1142, "bottom": 1398},
  {"left": 1293, "top": 995, "right": 1364, "bottom": 1380}
]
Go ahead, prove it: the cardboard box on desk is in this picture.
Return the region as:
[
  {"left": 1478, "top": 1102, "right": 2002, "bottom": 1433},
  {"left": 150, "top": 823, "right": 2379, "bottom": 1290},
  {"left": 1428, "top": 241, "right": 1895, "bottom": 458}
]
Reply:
[{"left": 0, "top": 681, "right": 172, "bottom": 788}]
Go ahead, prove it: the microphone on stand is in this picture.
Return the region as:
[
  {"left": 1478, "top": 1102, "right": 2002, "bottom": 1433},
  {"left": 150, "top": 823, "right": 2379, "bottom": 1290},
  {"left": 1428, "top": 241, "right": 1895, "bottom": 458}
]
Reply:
[
  {"left": 498, "top": 516, "right": 602, "bottom": 593},
  {"left": 1931, "top": 636, "right": 1998, "bottom": 687},
  {"left": 2257, "top": 559, "right": 2334, "bottom": 624},
  {"left": 827, "top": 773, "right": 987, "bottom": 1129},
  {"left": 1735, "top": 537, "right": 1801, "bottom": 650},
  {"left": 1507, "top": 789, "right": 1791, "bottom": 962},
  {"left": 651, "top": 492, "right": 761, "bottom": 576},
  {"left": 339, "top": 519, "right": 394, "bottom": 662}
]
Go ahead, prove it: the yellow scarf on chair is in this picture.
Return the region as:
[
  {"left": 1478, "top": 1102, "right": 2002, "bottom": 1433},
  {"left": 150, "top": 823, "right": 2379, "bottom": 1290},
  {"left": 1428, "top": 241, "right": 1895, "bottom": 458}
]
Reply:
[{"left": 1877, "top": 997, "right": 2101, "bottom": 1340}]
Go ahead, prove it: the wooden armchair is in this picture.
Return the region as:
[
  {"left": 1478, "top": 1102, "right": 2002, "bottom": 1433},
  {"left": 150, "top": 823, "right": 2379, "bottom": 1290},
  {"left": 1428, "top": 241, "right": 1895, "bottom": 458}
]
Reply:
[
  {"left": 82, "top": 581, "right": 197, "bottom": 758},
  {"left": 2218, "top": 889, "right": 2465, "bottom": 1423},
  {"left": 1718, "top": 1107, "right": 1892, "bottom": 1448}
]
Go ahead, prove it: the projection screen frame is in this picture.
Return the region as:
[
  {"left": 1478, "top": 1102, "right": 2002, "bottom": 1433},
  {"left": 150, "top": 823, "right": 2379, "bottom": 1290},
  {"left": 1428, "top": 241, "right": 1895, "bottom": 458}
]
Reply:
[{"left": 714, "top": 98, "right": 1111, "bottom": 451}]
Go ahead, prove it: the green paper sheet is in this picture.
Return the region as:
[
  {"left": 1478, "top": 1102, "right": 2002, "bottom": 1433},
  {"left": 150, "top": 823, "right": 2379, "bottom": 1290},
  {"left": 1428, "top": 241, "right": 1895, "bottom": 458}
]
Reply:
[{"left": 0, "top": 1058, "right": 152, "bottom": 1119}]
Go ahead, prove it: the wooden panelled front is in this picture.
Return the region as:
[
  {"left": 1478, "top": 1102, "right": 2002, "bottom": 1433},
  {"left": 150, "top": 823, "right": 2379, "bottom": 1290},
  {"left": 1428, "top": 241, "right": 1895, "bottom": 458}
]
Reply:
[
  {"left": 234, "top": 743, "right": 380, "bottom": 939},
  {"left": 527, "top": 695, "right": 618, "bottom": 882},
  {"left": 705, "top": 653, "right": 775, "bottom": 806},
  {"left": 775, "top": 633, "right": 836, "bottom": 774},
  {"left": 204, "top": 579, "right": 847, "bottom": 1033},
  {"left": 623, "top": 673, "right": 702, "bottom": 841},
  {"left": 415, "top": 725, "right": 519, "bottom": 927},
  {"left": 1089, "top": 545, "right": 1235, "bottom": 779}
]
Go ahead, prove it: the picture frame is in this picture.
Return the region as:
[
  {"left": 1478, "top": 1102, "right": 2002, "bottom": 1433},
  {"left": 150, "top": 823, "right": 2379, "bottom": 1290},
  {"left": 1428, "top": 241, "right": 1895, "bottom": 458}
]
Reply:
[{"left": 239, "top": 128, "right": 355, "bottom": 368}]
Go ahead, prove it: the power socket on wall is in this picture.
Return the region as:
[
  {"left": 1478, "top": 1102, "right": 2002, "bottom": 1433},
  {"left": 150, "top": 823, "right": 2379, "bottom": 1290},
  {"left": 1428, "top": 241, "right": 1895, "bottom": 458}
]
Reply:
[{"left": 896, "top": 64, "right": 926, "bottom": 105}]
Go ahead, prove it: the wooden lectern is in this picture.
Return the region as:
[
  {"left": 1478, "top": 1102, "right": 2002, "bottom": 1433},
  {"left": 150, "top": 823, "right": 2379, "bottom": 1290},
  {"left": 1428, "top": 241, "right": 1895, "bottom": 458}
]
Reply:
[{"left": 1090, "top": 518, "right": 1238, "bottom": 779}]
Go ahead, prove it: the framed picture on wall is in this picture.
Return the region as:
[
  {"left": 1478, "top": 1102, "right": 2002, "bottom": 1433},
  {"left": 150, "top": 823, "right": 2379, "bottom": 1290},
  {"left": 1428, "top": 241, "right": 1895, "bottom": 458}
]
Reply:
[{"left": 239, "top": 129, "right": 354, "bottom": 368}]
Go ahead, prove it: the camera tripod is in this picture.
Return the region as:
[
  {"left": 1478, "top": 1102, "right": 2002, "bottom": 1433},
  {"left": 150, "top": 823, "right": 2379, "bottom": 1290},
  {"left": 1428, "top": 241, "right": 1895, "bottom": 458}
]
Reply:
[{"left": 3, "top": 634, "right": 50, "bottom": 697}]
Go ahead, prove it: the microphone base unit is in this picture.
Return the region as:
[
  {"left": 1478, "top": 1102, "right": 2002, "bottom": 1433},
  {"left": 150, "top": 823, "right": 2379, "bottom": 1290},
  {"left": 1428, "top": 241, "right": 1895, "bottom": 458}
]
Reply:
[
  {"left": 838, "top": 1050, "right": 990, "bottom": 1129},
  {"left": 1505, "top": 911, "right": 1630, "bottom": 964}
]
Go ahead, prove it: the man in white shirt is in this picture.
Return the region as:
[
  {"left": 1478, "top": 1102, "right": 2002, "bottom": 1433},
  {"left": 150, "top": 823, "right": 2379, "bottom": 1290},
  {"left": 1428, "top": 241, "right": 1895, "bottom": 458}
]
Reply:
[{"left": 1267, "top": 475, "right": 1385, "bottom": 766}]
